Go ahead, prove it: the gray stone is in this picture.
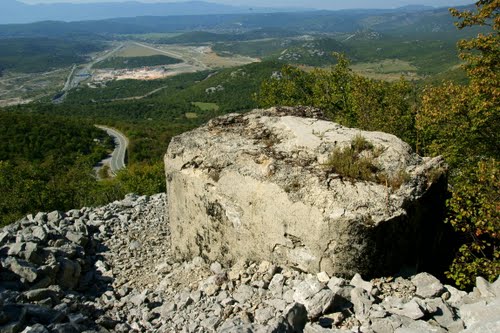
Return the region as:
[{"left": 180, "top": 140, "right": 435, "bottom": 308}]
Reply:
[
  {"left": 8, "top": 258, "right": 38, "bottom": 283},
  {"left": 200, "top": 316, "right": 220, "bottom": 330},
  {"left": 389, "top": 298, "right": 426, "bottom": 320},
  {"left": 462, "top": 319, "right": 500, "bottom": 333},
  {"left": 394, "top": 320, "right": 447, "bottom": 333},
  {"left": 476, "top": 276, "right": 497, "bottom": 298},
  {"left": 56, "top": 258, "right": 81, "bottom": 290},
  {"left": 65, "top": 231, "right": 87, "bottom": 247},
  {"left": 24, "top": 242, "right": 43, "bottom": 265},
  {"left": 7, "top": 242, "right": 25, "bottom": 256},
  {"left": 411, "top": 273, "right": 444, "bottom": 298},
  {"left": 268, "top": 274, "right": 285, "bottom": 297},
  {"left": 34, "top": 212, "right": 48, "bottom": 224},
  {"left": 293, "top": 276, "right": 324, "bottom": 304},
  {"left": 210, "top": 262, "right": 224, "bottom": 275},
  {"left": 425, "top": 298, "right": 463, "bottom": 332},
  {"left": 46, "top": 211, "right": 63, "bottom": 223},
  {"left": 350, "top": 273, "right": 373, "bottom": 293},
  {"left": 351, "top": 287, "right": 373, "bottom": 321},
  {"left": 31, "top": 227, "right": 47, "bottom": 242},
  {"left": 21, "top": 324, "right": 50, "bottom": 333},
  {"left": 444, "top": 284, "right": 467, "bottom": 308},
  {"left": 25, "top": 304, "right": 65, "bottom": 325},
  {"left": 165, "top": 107, "right": 448, "bottom": 277},
  {"left": 459, "top": 298, "right": 500, "bottom": 330},
  {"left": 96, "top": 316, "right": 119, "bottom": 329},
  {"left": 129, "top": 290, "right": 148, "bottom": 307},
  {"left": 327, "top": 277, "right": 347, "bottom": 291},
  {"left": 265, "top": 298, "right": 287, "bottom": 312},
  {"left": 233, "top": 284, "right": 254, "bottom": 304},
  {"left": 372, "top": 317, "right": 404, "bottom": 333},
  {"left": 306, "top": 289, "right": 337, "bottom": 319},
  {"left": 316, "top": 272, "right": 330, "bottom": 283},
  {"left": 0, "top": 231, "right": 10, "bottom": 245},
  {"left": 128, "top": 240, "right": 141, "bottom": 251},
  {"left": 285, "top": 303, "right": 307, "bottom": 332},
  {"left": 254, "top": 307, "right": 274, "bottom": 324},
  {"left": 24, "top": 289, "right": 60, "bottom": 302}
]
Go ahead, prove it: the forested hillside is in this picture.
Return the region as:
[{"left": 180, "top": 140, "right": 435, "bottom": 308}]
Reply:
[
  {"left": 0, "top": 112, "right": 112, "bottom": 226},
  {"left": 0, "top": 38, "right": 104, "bottom": 73}
]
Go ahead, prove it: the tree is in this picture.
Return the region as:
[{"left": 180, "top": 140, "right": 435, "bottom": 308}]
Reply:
[
  {"left": 418, "top": 1, "right": 499, "bottom": 167},
  {"left": 258, "top": 53, "right": 417, "bottom": 145},
  {"left": 418, "top": 1, "right": 499, "bottom": 288}
]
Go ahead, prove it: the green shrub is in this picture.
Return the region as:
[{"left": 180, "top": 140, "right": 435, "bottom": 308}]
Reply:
[
  {"left": 445, "top": 159, "right": 500, "bottom": 289},
  {"left": 325, "top": 136, "right": 408, "bottom": 189}
]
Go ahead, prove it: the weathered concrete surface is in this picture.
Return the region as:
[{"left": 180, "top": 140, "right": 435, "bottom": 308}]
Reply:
[{"left": 165, "top": 107, "right": 448, "bottom": 277}]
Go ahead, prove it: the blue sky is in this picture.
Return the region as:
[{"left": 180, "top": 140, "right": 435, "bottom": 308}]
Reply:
[{"left": 19, "top": 0, "right": 475, "bottom": 10}]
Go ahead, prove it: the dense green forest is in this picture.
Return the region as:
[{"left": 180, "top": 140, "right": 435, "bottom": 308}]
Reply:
[
  {"left": 0, "top": 112, "right": 112, "bottom": 225},
  {"left": 93, "top": 55, "right": 182, "bottom": 69},
  {"left": 0, "top": 38, "right": 104, "bottom": 73}
]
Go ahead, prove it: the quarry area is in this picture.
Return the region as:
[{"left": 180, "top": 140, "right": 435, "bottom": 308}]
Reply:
[{"left": 1, "top": 108, "right": 499, "bottom": 333}]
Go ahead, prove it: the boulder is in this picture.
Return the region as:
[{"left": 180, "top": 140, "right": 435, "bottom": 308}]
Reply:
[{"left": 165, "top": 107, "right": 448, "bottom": 277}]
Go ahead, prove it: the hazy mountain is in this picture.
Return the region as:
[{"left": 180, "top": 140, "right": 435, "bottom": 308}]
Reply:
[
  {"left": 0, "top": 0, "right": 308, "bottom": 24},
  {"left": 0, "top": 3, "right": 478, "bottom": 39}
]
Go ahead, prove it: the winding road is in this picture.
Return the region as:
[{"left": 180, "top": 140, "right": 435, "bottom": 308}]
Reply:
[{"left": 95, "top": 125, "right": 129, "bottom": 176}]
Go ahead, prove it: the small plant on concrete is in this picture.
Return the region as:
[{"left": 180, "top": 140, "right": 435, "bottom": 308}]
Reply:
[{"left": 326, "top": 135, "right": 408, "bottom": 189}]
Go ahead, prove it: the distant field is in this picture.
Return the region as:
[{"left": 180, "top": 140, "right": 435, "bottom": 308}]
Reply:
[
  {"left": 185, "top": 112, "right": 199, "bottom": 119},
  {"left": 153, "top": 44, "right": 259, "bottom": 69},
  {"left": 94, "top": 55, "right": 182, "bottom": 69},
  {"left": 0, "top": 68, "right": 69, "bottom": 106},
  {"left": 114, "top": 44, "right": 167, "bottom": 57},
  {"left": 192, "top": 102, "right": 219, "bottom": 111},
  {"left": 351, "top": 59, "right": 421, "bottom": 81}
]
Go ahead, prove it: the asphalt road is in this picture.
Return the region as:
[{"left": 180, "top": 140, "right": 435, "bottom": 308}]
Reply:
[
  {"left": 53, "top": 44, "right": 124, "bottom": 104},
  {"left": 95, "top": 125, "right": 129, "bottom": 175}
]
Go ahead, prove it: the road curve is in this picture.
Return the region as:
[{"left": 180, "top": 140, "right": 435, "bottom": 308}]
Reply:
[{"left": 95, "top": 125, "right": 129, "bottom": 175}]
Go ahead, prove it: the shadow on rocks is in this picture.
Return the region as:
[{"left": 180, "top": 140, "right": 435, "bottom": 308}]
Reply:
[{"left": 0, "top": 207, "right": 115, "bottom": 333}]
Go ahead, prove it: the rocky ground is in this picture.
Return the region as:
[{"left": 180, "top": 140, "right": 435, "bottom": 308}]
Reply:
[{"left": 1, "top": 193, "right": 499, "bottom": 333}]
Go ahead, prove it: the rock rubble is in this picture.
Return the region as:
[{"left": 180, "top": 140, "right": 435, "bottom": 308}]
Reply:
[{"left": 1, "top": 193, "right": 499, "bottom": 332}]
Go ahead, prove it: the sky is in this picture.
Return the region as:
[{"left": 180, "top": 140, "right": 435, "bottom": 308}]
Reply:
[{"left": 19, "top": 0, "right": 475, "bottom": 10}]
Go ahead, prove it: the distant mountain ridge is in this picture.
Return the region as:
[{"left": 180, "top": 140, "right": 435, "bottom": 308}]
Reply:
[
  {"left": 0, "top": 3, "right": 479, "bottom": 39},
  {"left": 0, "top": 0, "right": 308, "bottom": 24}
]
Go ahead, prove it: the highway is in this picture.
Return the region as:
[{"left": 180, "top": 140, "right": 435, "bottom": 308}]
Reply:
[
  {"left": 53, "top": 43, "right": 124, "bottom": 104},
  {"left": 95, "top": 125, "right": 129, "bottom": 176}
]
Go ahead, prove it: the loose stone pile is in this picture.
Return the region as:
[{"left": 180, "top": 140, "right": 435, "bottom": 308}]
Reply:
[{"left": 1, "top": 193, "right": 499, "bottom": 333}]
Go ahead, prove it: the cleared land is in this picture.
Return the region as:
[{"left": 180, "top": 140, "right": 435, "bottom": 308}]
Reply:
[
  {"left": 0, "top": 68, "right": 69, "bottom": 106},
  {"left": 192, "top": 102, "right": 219, "bottom": 111},
  {"left": 350, "top": 59, "right": 421, "bottom": 81},
  {"left": 89, "top": 42, "right": 258, "bottom": 83}
]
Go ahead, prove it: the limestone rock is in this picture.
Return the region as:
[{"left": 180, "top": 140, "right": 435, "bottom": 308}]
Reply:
[
  {"left": 165, "top": 107, "right": 448, "bottom": 277},
  {"left": 411, "top": 272, "right": 444, "bottom": 298}
]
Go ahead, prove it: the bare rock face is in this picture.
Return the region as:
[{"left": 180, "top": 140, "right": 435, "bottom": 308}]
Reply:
[{"left": 165, "top": 107, "right": 448, "bottom": 278}]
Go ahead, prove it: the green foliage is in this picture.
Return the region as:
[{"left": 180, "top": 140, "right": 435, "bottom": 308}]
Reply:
[
  {"left": 192, "top": 102, "right": 219, "bottom": 111},
  {"left": 445, "top": 159, "right": 500, "bottom": 289},
  {"left": 258, "top": 54, "right": 417, "bottom": 146},
  {"left": 0, "top": 38, "right": 104, "bottom": 73},
  {"left": 0, "top": 112, "right": 115, "bottom": 226},
  {"left": 325, "top": 135, "right": 408, "bottom": 189},
  {"left": 93, "top": 55, "right": 182, "bottom": 69},
  {"left": 326, "top": 142, "right": 379, "bottom": 184},
  {"left": 418, "top": 1, "right": 499, "bottom": 289},
  {"left": 116, "top": 162, "right": 165, "bottom": 196}
]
